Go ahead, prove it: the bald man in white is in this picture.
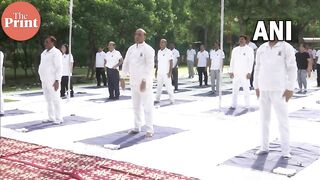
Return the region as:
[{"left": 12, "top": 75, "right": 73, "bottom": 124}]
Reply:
[{"left": 122, "top": 29, "right": 155, "bottom": 138}]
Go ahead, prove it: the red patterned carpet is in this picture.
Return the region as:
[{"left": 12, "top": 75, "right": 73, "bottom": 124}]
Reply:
[{"left": 0, "top": 137, "right": 198, "bottom": 180}]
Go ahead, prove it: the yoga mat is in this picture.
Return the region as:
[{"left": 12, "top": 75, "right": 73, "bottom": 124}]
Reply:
[
  {"left": 2, "top": 109, "right": 34, "bottom": 117},
  {"left": 155, "top": 99, "right": 195, "bottom": 108},
  {"left": 193, "top": 90, "right": 232, "bottom": 97},
  {"left": 88, "top": 95, "right": 131, "bottom": 103},
  {"left": 186, "top": 85, "right": 211, "bottom": 89},
  {"left": 77, "top": 125, "right": 185, "bottom": 149},
  {"left": 289, "top": 108, "right": 320, "bottom": 122},
  {"left": 222, "top": 142, "right": 320, "bottom": 177},
  {"left": 207, "top": 106, "right": 259, "bottom": 116},
  {"left": 72, "top": 92, "right": 98, "bottom": 97},
  {"left": 18, "top": 91, "right": 43, "bottom": 97},
  {"left": 4, "top": 115, "right": 98, "bottom": 132},
  {"left": 156, "top": 88, "right": 191, "bottom": 94}
]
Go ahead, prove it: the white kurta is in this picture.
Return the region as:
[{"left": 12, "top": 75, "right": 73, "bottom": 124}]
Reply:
[
  {"left": 122, "top": 42, "right": 155, "bottom": 133},
  {"left": 0, "top": 51, "right": 4, "bottom": 114},
  {"left": 38, "top": 47, "right": 63, "bottom": 121},
  {"left": 229, "top": 45, "right": 254, "bottom": 108},
  {"left": 254, "top": 41, "right": 297, "bottom": 155},
  {"left": 156, "top": 48, "right": 174, "bottom": 102}
]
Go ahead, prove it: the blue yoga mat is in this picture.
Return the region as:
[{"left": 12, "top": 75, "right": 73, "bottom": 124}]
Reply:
[
  {"left": 155, "top": 99, "right": 195, "bottom": 108},
  {"left": 289, "top": 108, "right": 320, "bottom": 122},
  {"left": 207, "top": 106, "right": 259, "bottom": 116},
  {"left": 156, "top": 89, "right": 191, "bottom": 94},
  {"left": 4, "top": 116, "right": 98, "bottom": 132},
  {"left": 3, "top": 109, "right": 34, "bottom": 117},
  {"left": 222, "top": 142, "right": 320, "bottom": 177},
  {"left": 18, "top": 92, "right": 43, "bottom": 97},
  {"left": 193, "top": 90, "right": 232, "bottom": 97},
  {"left": 77, "top": 125, "right": 186, "bottom": 149},
  {"left": 88, "top": 95, "right": 131, "bottom": 103}
]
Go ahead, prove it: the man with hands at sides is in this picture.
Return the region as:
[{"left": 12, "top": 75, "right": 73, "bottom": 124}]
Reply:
[
  {"left": 122, "top": 29, "right": 155, "bottom": 138},
  {"left": 254, "top": 40, "right": 297, "bottom": 159}
]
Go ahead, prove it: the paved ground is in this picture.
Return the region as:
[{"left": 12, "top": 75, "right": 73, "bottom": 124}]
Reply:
[{"left": 1, "top": 72, "right": 320, "bottom": 180}]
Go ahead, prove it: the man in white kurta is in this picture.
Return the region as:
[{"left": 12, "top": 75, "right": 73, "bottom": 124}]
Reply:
[
  {"left": 155, "top": 39, "right": 174, "bottom": 103},
  {"left": 0, "top": 50, "right": 4, "bottom": 116},
  {"left": 229, "top": 35, "right": 254, "bottom": 109},
  {"left": 254, "top": 41, "right": 297, "bottom": 158},
  {"left": 38, "top": 36, "right": 63, "bottom": 124},
  {"left": 122, "top": 29, "right": 155, "bottom": 137}
]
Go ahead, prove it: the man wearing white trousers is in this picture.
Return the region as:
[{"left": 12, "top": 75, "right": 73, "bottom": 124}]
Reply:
[
  {"left": 229, "top": 35, "right": 254, "bottom": 109},
  {"left": 155, "top": 39, "right": 174, "bottom": 103},
  {"left": 254, "top": 40, "right": 297, "bottom": 158},
  {"left": 122, "top": 29, "right": 155, "bottom": 138},
  {"left": 38, "top": 36, "right": 63, "bottom": 124},
  {"left": 0, "top": 50, "right": 4, "bottom": 116}
]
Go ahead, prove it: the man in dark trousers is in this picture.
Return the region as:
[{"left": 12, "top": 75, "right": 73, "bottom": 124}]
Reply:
[
  {"left": 104, "top": 41, "right": 123, "bottom": 100},
  {"left": 95, "top": 47, "right": 107, "bottom": 87},
  {"left": 169, "top": 43, "right": 180, "bottom": 92}
]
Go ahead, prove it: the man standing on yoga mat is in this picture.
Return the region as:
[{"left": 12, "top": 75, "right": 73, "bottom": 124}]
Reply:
[
  {"left": 254, "top": 40, "right": 297, "bottom": 159},
  {"left": 155, "top": 39, "right": 174, "bottom": 104},
  {"left": 38, "top": 36, "right": 63, "bottom": 124},
  {"left": 229, "top": 35, "right": 254, "bottom": 110},
  {"left": 0, "top": 50, "right": 4, "bottom": 116},
  {"left": 104, "top": 41, "right": 123, "bottom": 100},
  {"left": 122, "top": 28, "right": 155, "bottom": 138}
]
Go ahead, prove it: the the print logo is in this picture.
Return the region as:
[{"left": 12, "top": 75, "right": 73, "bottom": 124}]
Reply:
[
  {"left": 252, "top": 20, "right": 292, "bottom": 41},
  {"left": 1, "top": 2, "right": 41, "bottom": 41}
]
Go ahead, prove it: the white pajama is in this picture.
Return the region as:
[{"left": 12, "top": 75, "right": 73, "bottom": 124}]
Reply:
[
  {"left": 42, "top": 82, "right": 62, "bottom": 121},
  {"left": 259, "top": 91, "right": 290, "bottom": 154},
  {"left": 232, "top": 77, "right": 250, "bottom": 108},
  {"left": 156, "top": 74, "right": 174, "bottom": 102},
  {"left": 131, "top": 85, "right": 154, "bottom": 133}
]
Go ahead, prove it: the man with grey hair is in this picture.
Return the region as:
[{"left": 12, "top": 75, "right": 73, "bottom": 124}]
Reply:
[{"left": 122, "top": 28, "right": 155, "bottom": 138}]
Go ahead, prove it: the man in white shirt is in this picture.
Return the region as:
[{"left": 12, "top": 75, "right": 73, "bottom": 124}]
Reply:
[
  {"left": 186, "top": 44, "right": 196, "bottom": 78},
  {"left": 229, "top": 35, "right": 254, "bottom": 109},
  {"left": 95, "top": 47, "right": 107, "bottom": 87},
  {"left": 60, "top": 44, "right": 74, "bottom": 98},
  {"left": 122, "top": 29, "right": 155, "bottom": 138},
  {"left": 38, "top": 36, "right": 63, "bottom": 124},
  {"left": 169, "top": 43, "right": 180, "bottom": 92},
  {"left": 0, "top": 50, "right": 4, "bottom": 116},
  {"left": 155, "top": 39, "right": 174, "bottom": 103},
  {"left": 254, "top": 40, "right": 297, "bottom": 159},
  {"left": 316, "top": 50, "right": 320, "bottom": 87},
  {"left": 104, "top": 41, "right": 123, "bottom": 100},
  {"left": 196, "top": 44, "right": 209, "bottom": 87},
  {"left": 209, "top": 42, "right": 225, "bottom": 94}
]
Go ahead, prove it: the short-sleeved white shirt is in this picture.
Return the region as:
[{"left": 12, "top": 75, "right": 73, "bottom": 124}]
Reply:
[
  {"left": 248, "top": 42, "right": 257, "bottom": 50},
  {"left": 105, "top": 50, "right": 122, "bottom": 69},
  {"left": 62, "top": 54, "right": 74, "bottom": 76},
  {"left": 157, "top": 48, "right": 173, "bottom": 74},
  {"left": 186, "top": 49, "right": 196, "bottom": 61},
  {"left": 171, "top": 48, "right": 180, "bottom": 67},
  {"left": 95, "top": 51, "right": 106, "bottom": 68},
  {"left": 210, "top": 49, "right": 225, "bottom": 70},
  {"left": 197, "top": 50, "right": 209, "bottom": 67}
]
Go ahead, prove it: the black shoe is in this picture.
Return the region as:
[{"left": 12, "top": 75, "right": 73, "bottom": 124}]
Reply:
[
  {"left": 0, "top": 114, "right": 4, "bottom": 117},
  {"left": 114, "top": 97, "right": 119, "bottom": 100}
]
